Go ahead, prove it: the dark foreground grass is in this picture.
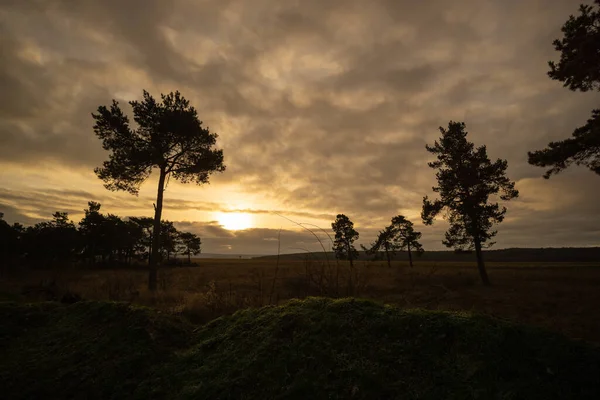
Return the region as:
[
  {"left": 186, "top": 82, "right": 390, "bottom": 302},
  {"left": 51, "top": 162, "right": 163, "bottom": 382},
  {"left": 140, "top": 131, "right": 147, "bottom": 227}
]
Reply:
[
  {"left": 2, "top": 298, "right": 600, "bottom": 399},
  {"left": 0, "top": 301, "right": 193, "bottom": 400}
]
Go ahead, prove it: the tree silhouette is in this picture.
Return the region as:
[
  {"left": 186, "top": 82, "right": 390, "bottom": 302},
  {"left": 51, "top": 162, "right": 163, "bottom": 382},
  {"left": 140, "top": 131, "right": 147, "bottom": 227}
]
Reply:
[
  {"left": 528, "top": 1, "right": 600, "bottom": 177},
  {"left": 547, "top": 1, "right": 600, "bottom": 92},
  {"left": 390, "top": 215, "right": 423, "bottom": 268},
  {"left": 331, "top": 214, "right": 359, "bottom": 268},
  {"left": 93, "top": 90, "right": 225, "bottom": 290},
  {"left": 22, "top": 212, "right": 80, "bottom": 268},
  {"left": 130, "top": 216, "right": 154, "bottom": 264},
  {"left": 160, "top": 221, "right": 180, "bottom": 262},
  {"left": 1, "top": 206, "right": 201, "bottom": 270},
  {"left": 422, "top": 121, "right": 519, "bottom": 286},
  {"left": 79, "top": 201, "right": 105, "bottom": 264},
  {"left": 178, "top": 232, "right": 201, "bottom": 264},
  {"left": 365, "top": 216, "right": 424, "bottom": 268},
  {"left": 366, "top": 227, "right": 397, "bottom": 268}
]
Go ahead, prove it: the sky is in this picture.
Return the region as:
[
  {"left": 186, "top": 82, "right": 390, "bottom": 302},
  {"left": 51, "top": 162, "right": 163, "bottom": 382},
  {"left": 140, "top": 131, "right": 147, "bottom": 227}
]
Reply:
[{"left": 1, "top": 0, "right": 599, "bottom": 254}]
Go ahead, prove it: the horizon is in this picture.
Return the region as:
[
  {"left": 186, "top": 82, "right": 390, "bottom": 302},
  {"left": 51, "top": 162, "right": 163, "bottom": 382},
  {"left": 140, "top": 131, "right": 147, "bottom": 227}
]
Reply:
[
  {"left": 1, "top": 0, "right": 599, "bottom": 254},
  {"left": 191, "top": 246, "right": 600, "bottom": 259}
]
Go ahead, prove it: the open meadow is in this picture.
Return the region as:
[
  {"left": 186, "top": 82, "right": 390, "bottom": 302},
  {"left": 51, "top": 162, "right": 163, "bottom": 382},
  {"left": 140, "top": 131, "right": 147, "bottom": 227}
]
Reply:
[{"left": 3, "top": 259, "right": 600, "bottom": 343}]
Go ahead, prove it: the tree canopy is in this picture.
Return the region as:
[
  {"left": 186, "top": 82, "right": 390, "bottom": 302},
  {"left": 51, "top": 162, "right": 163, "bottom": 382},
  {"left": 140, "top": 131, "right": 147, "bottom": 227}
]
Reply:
[
  {"left": 365, "top": 227, "right": 397, "bottom": 267},
  {"left": 331, "top": 214, "right": 359, "bottom": 267},
  {"left": 528, "top": 109, "right": 600, "bottom": 177},
  {"left": 93, "top": 90, "right": 225, "bottom": 195},
  {"left": 422, "top": 121, "right": 519, "bottom": 285},
  {"left": 528, "top": 1, "right": 600, "bottom": 178},
  {"left": 365, "top": 215, "right": 423, "bottom": 268},
  {"left": 547, "top": 1, "right": 600, "bottom": 92},
  {"left": 390, "top": 215, "right": 423, "bottom": 268},
  {"left": 178, "top": 232, "right": 202, "bottom": 264},
  {"left": 93, "top": 90, "right": 225, "bottom": 290}
]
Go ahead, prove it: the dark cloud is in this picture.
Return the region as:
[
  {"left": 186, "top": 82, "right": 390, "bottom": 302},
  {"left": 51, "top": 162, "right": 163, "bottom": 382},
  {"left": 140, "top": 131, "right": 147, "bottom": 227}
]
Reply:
[{"left": 0, "top": 0, "right": 599, "bottom": 252}]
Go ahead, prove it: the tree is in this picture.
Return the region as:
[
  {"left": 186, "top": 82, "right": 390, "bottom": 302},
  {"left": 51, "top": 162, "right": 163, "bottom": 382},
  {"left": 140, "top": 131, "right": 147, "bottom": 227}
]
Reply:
[
  {"left": 93, "top": 90, "right": 226, "bottom": 290},
  {"left": 529, "top": 105, "right": 600, "bottom": 179},
  {"left": 159, "top": 221, "right": 180, "bottom": 261},
  {"left": 422, "top": 121, "right": 519, "bottom": 286},
  {"left": 365, "top": 216, "right": 424, "bottom": 268},
  {"left": 129, "top": 216, "right": 154, "bottom": 264},
  {"left": 365, "top": 227, "right": 397, "bottom": 268},
  {"left": 103, "top": 214, "right": 135, "bottom": 265},
  {"left": 547, "top": 1, "right": 600, "bottom": 92},
  {"left": 79, "top": 201, "right": 106, "bottom": 265},
  {"left": 23, "top": 212, "right": 80, "bottom": 268},
  {"left": 178, "top": 232, "right": 201, "bottom": 264},
  {"left": 390, "top": 215, "right": 423, "bottom": 268},
  {"left": 331, "top": 214, "right": 359, "bottom": 268},
  {"left": 528, "top": 1, "right": 600, "bottom": 177}
]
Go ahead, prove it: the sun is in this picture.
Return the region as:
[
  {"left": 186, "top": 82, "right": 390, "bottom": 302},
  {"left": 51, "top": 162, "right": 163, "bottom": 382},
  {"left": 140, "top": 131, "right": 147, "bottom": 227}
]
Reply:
[{"left": 216, "top": 212, "right": 254, "bottom": 230}]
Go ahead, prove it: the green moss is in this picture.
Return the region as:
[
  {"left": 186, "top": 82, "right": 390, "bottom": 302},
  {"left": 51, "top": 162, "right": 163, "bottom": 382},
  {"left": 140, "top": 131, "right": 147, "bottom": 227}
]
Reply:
[{"left": 2, "top": 298, "right": 600, "bottom": 399}]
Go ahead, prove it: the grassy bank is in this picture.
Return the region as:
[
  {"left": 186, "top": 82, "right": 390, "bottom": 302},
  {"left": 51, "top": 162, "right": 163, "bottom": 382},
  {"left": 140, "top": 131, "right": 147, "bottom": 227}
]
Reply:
[{"left": 2, "top": 298, "right": 600, "bottom": 399}]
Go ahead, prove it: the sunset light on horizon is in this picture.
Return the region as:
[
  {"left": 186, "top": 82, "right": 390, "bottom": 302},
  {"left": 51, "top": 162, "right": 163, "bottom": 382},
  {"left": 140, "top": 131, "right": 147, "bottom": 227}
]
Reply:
[{"left": 0, "top": 0, "right": 598, "bottom": 254}]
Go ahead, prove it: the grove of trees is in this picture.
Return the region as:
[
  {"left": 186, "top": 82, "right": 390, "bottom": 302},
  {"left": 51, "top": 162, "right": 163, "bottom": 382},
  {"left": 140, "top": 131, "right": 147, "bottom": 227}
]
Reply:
[{"left": 0, "top": 202, "right": 202, "bottom": 271}]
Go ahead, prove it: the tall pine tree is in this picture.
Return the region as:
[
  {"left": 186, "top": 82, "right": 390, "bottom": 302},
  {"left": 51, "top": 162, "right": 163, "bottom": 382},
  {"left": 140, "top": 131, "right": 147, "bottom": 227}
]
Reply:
[{"left": 422, "top": 121, "right": 518, "bottom": 285}]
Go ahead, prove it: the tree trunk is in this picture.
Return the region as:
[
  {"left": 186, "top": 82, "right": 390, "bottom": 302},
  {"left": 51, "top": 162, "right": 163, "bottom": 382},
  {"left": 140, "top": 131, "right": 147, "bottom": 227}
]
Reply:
[
  {"left": 384, "top": 243, "right": 391, "bottom": 268},
  {"left": 407, "top": 243, "right": 413, "bottom": 268},
  {"left": 149, "top": 168, "right": 166, "bottom": 291},
  {"left": 188, "top": 251, "right": 191, "bottom": 264},
  {"left": 474, "top": 238, "right": 491, "bottom": 286}
]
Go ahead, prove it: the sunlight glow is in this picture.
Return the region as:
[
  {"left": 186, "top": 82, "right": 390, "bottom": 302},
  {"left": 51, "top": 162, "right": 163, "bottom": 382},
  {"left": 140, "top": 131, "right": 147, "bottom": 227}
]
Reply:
[{"left": 217, "top": 212, "right": 254, "bottom": 230}]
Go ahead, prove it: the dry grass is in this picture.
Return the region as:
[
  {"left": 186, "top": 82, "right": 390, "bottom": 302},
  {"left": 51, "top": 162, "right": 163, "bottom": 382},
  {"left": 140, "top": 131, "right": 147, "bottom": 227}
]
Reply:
[{"left": 3, "top": 258, "right": 600, "bottom": 342}]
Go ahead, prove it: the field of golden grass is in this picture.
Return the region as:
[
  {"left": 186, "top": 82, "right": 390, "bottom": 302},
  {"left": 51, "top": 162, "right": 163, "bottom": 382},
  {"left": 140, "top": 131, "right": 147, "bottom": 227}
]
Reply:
[{"left": 3, "top": 258, "right": 600, "bottom": 343}]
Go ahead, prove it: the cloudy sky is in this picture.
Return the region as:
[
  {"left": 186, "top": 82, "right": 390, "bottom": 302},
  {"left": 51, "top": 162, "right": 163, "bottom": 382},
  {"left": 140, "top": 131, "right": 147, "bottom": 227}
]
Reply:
[{"left": 1, "top": 0, "right": 599, "bottom": 254}]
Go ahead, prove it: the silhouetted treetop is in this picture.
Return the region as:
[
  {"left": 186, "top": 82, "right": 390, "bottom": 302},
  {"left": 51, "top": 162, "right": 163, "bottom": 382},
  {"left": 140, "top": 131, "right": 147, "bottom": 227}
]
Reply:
[
  {"left": 366, "top": 215, "right": 423, "bottom": 268},
  {"left": 528, "top": 109, "right": 600, "bottom": 177},
  {"left": 390, "top": 215, "right": 423, "bottom": 261},
  {"left": 528, "top": 2, "right": 600, "bottom": 178},
  {"left": 93, "top": 90, "right": 225, "bottom": 195},
  {"left": 331, "top": 214, "right": 359, "bottom": 267},
  {"left": 178, "top": 231, "right": 201, "bottom": 264},
  {"left": 422, "top": 121, "right": 518, "bottom": 285},
  {"left": 548, "top": 1, "right": 600, "bottom": 92},
  {"left": 93, "top": 89, "right": 225, "bottom": 290}
]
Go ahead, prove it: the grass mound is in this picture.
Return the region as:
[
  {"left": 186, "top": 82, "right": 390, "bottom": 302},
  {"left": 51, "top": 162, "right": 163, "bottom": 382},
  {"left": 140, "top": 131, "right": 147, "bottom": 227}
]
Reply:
[
  {"left": 1, "top": 298, "right": 600, "bottom": 399},
  {"left": 143, "top": 297, "right": 600, "bottom": 399},
  {"left": 0, "top": 301, "right": 193, "bottom": 400}
]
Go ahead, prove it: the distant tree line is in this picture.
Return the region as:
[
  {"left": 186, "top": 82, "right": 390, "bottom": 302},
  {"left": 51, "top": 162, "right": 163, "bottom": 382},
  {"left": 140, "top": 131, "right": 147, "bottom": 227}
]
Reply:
[{"left": 0, "top": 202, "right": 201, "bottom": 271}]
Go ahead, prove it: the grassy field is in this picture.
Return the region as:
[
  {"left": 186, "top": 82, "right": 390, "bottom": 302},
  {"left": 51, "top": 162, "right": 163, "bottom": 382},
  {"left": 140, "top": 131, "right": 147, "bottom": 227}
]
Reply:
[{"left": 2, "top": 258, "right": 600, "bottom": 343}]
